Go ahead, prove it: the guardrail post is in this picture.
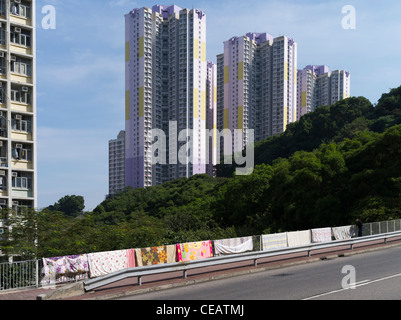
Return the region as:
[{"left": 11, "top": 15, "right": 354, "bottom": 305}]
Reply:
[
  {"left": 254, "top": 259, "right": 257, "bottom": 267},
  {"left": 138, "top": 276, "right": 142, "bottom": 286},
  {"left": 183, "top": 270, "right": 187, "bottom": 279},
  {"left": 35, "top": 260, "right": 39, "bottom": 288}
]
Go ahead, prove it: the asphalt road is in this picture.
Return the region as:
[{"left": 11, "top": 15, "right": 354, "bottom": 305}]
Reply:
[{"left": 116, "top": 245, "right": 401, "bottom": 300}]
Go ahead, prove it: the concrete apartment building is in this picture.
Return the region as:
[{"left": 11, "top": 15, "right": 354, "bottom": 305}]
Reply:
[
  {"left": 297, "top": 65, "right": 351, "bottom": 120},
  {"left": 0, "top": 0, "right": 37, "bottom": 261},
  {"left": 108, "top": 130, "right": 125, "bottom": 195},
  {"left": 0, "top": 0, "right": 36, "bottom": 214},
  {"left": 125, "top": 5, "right": 208, "bottom": 188},
  {"left": 206, "top": 61, "right": 217, "bottom": 177},
  {"left": 217, "top": 32, "right": 298, "bottom": 155}
]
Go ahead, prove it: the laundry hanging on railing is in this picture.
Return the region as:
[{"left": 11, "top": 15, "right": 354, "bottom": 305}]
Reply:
[
  {"left": 332, "top": 225, "right": 355, "bottom": 240},
  {"left": 87, "top": 249, "right": 135, "bottom": 278},
  {"left": 41, "top": 254, "right": 89, "bottom": 285},
  {"left": 176, "top": 240, "right": 213, "bottom": 262},
  {"left": 213, "top": 236, "right": 253, "bottom": 256},
  {"left": 262, "top": 232, "right": 288, "bottom": 251},
  {"left": 311, "top": 227, "right": 332, "bottom": 243},
  {"left": 286, "top": 230, "right": 311, "bottom": 247},
  {"left": 135, "top": 245, "right": 176, "bottom": 266}
]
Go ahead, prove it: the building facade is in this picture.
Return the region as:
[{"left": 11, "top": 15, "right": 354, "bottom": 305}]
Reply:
[
  {"left": 0, "top": 0, "right": 36, "bottom": 214},
  {"left": 0, "top": 0, "right": 36, "bottom": 261},
  {"left": 217, "top": 32, "right": 297, "bottom": 155},
  {"left": 297, "top": 65, "right": 351, "bottom": 120},
  {"left": 108, "top": 130, "right": 125, "bottom": 195},
  {"left": 125, "top": 5, "right": 208, "bottom": 188},
  {"left": 206, "top": 61, "right": 217, "bottom": 176}
]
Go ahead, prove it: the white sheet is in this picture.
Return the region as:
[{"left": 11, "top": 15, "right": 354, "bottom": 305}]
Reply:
[
  {"left": 214, "top": 237, "right": 253, "bottom": 255},
  {"left": 332, "top": 225, "right": 354, "bottom": 240},
  {"left": 286, "top": 230, "right": 311, "bottom": 247}
]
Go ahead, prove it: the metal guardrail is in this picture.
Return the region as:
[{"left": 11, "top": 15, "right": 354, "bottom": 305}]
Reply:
[{"left": 83, "top": 230, "right": 401, "bottom": 292}]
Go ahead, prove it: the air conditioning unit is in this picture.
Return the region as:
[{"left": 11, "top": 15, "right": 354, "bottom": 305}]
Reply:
[
  {"left": 11, "top": 56, "right": 16, "bottom": 62},
  {"left": 0, "top": 170, "right": 5, "bottom": 176},
  {"left": 22, "top": 87, "right": 28, "bottom": 92},
  {"left": 15, "top": 0, "right": 21, "bottom": 4},
  {"left": 0, "top": 199, "right": 6, "bottom": 205},
  {"left": 12, "top": 172, "right": 18, "bottom": 177},
  {"left": 0, "top": 52, "right": 4, "bottom": 58},
  {"left": 12, "top": 201, "right": 19, "bottom": 206},
  {"left": 16, "top": 143, "right": 23, "bottom": 148},
  {"left": 15, "top": 114, "right": 22, "bottom": 120},
  {"left": 14, "top": 27, "right": 21, "bottom": 33}
]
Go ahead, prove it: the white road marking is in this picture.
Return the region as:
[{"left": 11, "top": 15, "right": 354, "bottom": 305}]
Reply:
[{"left": 303, "top": 273, "right": 401, "bottom": 300}]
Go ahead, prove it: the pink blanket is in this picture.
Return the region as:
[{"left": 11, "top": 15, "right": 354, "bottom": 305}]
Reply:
[{"left": 176, "top": 240, "right": 213, "bottom": 262}]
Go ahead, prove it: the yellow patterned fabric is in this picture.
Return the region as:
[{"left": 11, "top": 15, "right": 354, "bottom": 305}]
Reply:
[{"left": 135, "top": 245, "right": 176, "bottom": 266}]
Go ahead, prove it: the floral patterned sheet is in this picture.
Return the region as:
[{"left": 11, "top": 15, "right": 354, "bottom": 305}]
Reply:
[
  {"left": 176, "top": 240, "right": 213, "bottom": 262},
  {"left": 87, "top": 249, "right": 130, "bottom": 278},
  {"left": 41, "top": 254, "right": 89, "bottom": 285},
  {"left": 135, "top": 245, "right": 176, "bottom": 266}
]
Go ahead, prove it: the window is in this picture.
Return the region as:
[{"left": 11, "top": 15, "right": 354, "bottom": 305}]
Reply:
[
  {"left": 10, "top": 56, "right": 32, "bottom": 76},
  {"left": 13, "top": 145, "right": 31, "bottom": 161},
  {"left": 10, "top": 1, "right": 31, "bottom": 19},
  {"left": 10, "top": 27, "right": 31, "bottom": 47},
  {"left": 11, "top": 87, "right": 31, "bottom": 104},
  {"left": 0, "top": 0, "right": 5, "bottom": 16},
  {"left": 12, "top": 172, "right": 32, "bottom": 190},
  {"left": 11, "top": 115, "right": 32, "bottom": 133},
  {"left": 0, "top": 26, "right": 5, "bottom": 46}
]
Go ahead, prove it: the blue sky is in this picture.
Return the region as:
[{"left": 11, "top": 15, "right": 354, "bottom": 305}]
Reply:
[{"left": 36, "top": 0, "right": 401, "bottom": 211}]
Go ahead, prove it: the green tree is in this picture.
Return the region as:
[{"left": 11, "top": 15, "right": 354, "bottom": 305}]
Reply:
[{"left": 46, "top": 195, "right": 85, "bottom": 217}]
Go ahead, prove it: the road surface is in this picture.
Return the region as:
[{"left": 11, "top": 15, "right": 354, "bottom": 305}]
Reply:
[{"left": 116, "top": 245, "right": 401, "bottom": 300}]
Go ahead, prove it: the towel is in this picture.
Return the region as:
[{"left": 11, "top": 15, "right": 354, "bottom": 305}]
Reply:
[
  {"left": 287, "top": 230, "right": 311, "bottom": 247},
  {"left": 176, "top": 240, "right": 213, "bottom": 262},
  {"left": 214, "top": 237, "right": 253, "bottom": 255},
  {"left": 311, "top": 227, "right": 332, "bottom": 243},
  {"left": 126, "top": 249, "right": 136, "bottom": 268},
  {"left": 262, "top": 233, "right": 288, "bottom": 251}
]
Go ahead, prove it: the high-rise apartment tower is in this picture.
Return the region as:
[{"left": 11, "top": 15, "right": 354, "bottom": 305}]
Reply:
[
  {"left": 108, "top": 130, "right": 125, "bottom": 195},
  {"left": 297, "top": 65, "right": 351, "bottom": 120},
  {"left": 217, "top": 32, "right": 297, "bottom": 155},
  {"left": 125, "top": 5, "right": 207, "bottom": 188}
]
